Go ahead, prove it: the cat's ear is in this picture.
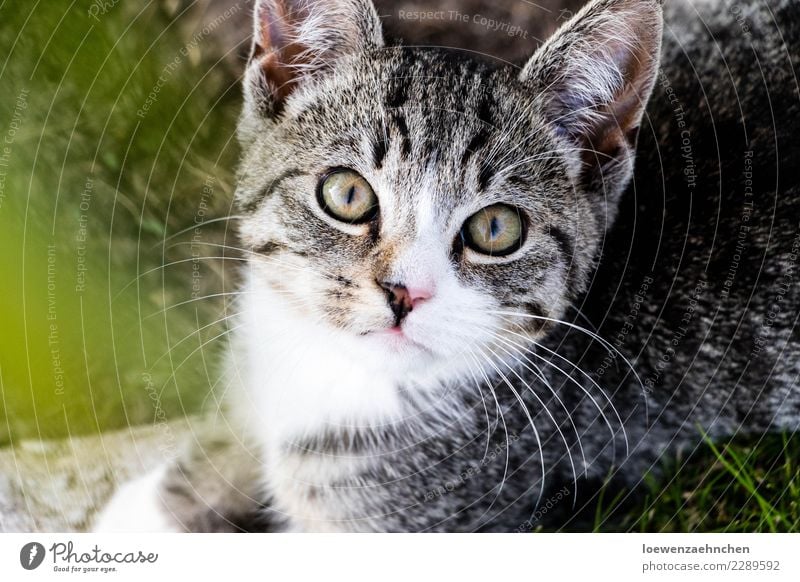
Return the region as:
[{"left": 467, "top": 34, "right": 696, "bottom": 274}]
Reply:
[
  {"left": 520, "top": 0, "right": 663, "bottom": 187},
  {"left": 245, "top": 0, "right": 384, "bottom": 118}
]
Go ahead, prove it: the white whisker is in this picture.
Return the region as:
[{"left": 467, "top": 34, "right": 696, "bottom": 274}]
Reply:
[
  {"left": 464, "top": 350, "right": 512, "bottom": 506},
  {"left": 499, "top": 321, "right": 629, "bottom": 456},
  {"left": 485, "top": 338, "right": 578, "bottom": 508},
  {"left": 474, "top": 346, "right": 547, "bottom": 510},
  {"left": 491, "top": 309, "right": 646, "bottom": 408}
]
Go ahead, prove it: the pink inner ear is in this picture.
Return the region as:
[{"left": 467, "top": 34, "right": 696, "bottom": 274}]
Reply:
[
  {"left": 253, "top": 1, "right": 312, "bottom": 105},
  {"left": 608, "top": 39, "right": 657, "bottom": 135},
  {"left": 527, "top": 0, "right": 662, "bottom": 168},
  {"left": 568, "top": 25, "right": 660, "bottom": 167},
  {"left": 254, "top": 1, "right": 292, "bottom": 57},
  {"left": 247, "top": 0, "right": 384, "bottom": 115},
  {"left": 259, "top": 52, "right": 298, "bottom": 105}
]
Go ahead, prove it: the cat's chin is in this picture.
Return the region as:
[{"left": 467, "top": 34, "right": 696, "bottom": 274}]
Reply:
[
  {"left": 358, "top": 329, "right": 478, "bottom": 391},
  {"left": 363, "top": 325, "right": 430, "bottom": 353}
]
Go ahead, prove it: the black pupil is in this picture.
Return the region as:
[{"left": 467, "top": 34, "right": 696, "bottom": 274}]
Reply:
[
  {"left": 489, "top": 216, "right": 500, "bottom": 240},
  {"left": 346, "top": 186, "right": 356, "bottom": 206}
]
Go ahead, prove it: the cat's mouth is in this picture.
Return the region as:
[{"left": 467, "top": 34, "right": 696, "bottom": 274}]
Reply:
[{"left": 362, "top": 325, "right": 430, "bottom": 352}]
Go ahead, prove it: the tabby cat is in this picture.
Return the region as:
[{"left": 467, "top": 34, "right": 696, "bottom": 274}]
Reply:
[{"left": 95, "top": 0, "right": 800, "bottom": 532}]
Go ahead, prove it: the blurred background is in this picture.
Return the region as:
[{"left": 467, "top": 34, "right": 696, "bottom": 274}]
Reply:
[
  {"left": 0, "top": 0, "right": 248, "bottom": 444},
  {"left": 0, "top": 0, "right": 796, "bottom": 532}
]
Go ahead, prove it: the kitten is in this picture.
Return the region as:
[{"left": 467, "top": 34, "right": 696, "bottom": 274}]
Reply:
[{"left": 95, "top": 0, "right": 800, "bottom": 532}]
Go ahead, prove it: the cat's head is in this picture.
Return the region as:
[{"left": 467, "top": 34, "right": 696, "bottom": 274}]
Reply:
[{"left": 235, "top": 0, "right": 662, "bottom": 378}]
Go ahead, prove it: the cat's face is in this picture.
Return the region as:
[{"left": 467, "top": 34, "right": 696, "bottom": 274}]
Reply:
[{"left": 235, "top": 0, "right": 662, "bottom": 377}]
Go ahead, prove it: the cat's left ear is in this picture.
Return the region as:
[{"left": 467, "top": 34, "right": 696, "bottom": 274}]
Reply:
[
  {"left": 520, "top": 0, "right": 663, "bottom": 191},
  {"left": 244, "top": 0, "right": 384, "bottom": 119}
]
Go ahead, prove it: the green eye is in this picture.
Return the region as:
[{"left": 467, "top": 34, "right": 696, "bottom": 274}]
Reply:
[
  {"left": 462, "top": 204, "right": 525, "bottom": 256},
  {"left": 318, "top": 169, "right": 378, "bottom": 224}
]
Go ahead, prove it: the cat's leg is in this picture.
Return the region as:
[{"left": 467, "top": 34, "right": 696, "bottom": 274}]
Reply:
[
  {"left": 93, "top": 426, "right": 275, "bottom": 532},
  {"left": 92, "top": 463, "right": 181, "bottom": 532}
]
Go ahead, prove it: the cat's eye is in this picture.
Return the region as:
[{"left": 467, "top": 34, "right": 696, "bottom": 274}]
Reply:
[
  {"left": 461, "top": 204, "right": 525, "bottom": 256},
  {"left": 318, "top": 169, "right": 378, "bottom": 224}
]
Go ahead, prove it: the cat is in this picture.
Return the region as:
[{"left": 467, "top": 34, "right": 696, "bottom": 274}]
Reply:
[{"left": 94, "top": 0, "right": 800, "bottom": 532}]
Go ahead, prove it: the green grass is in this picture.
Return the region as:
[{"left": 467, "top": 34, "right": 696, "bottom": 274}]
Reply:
[
  {"left": 0, "top": 1, "right": 797, "bottom": 533},
  {"left": 592, "top": 432, "right": 800, "bottom": 532}
]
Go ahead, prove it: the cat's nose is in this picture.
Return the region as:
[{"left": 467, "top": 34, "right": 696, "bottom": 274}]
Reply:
[{"left": 377, "top": 281, "right": 432, "bottom": 323}]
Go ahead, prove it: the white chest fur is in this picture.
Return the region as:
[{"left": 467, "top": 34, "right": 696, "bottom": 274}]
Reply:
[
  {"left": 233, "top": 275, "right": 404, "bottom": 440},
  {"left": 227, "top": 275, "right": 405, "bottom": 530}
]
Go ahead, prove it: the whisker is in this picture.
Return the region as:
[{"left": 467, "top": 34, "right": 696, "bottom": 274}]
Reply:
[
  {"left": 568, "top": 304, "right": 599, "bottom": 333},
  {"left": 490, "top": 309, "right": 646, "bottom": 402},
  {"left": 464, "top": 350, "right": 512, "bottom": 507},
  {"left": 154, "top": 323, "right": 245, "bottom": 399},
  {"left": 133, "top": 256, "right": 248, "bottom": 280},
  {"left": 485, "top": 338, "right": 578, "bottom": 508},
  {"left": 145, "top": 282, "right": 334, "bottom": 319},
  {"left": 144, "top": 291, "right": 255, "bottom": 319},
  {"left": 489, "top": 332, "right": 587, "bottom": 468},
  {"left": 168, "top": 241, "right": 347, "bottom": 284},
  {"left": 499, "top": 321, "right": 628, "bottom": 456},
  {"left": 167, "top": 240, "right": 264, "bottom": 259},
  {"left": 153, "top": 311, "right": 243, "bottom": 363},
  {"left": 489, "top": 332, "right": 586, "bottom": 480},
  {"left": 474, "top": 346, "right": 547, "bottom": 510},
  {"left": 497, "top": 318, "right": 624, "bottom": 454},
  {"left": 457, "top": 350, "right": 493, "bottom": 462},
  {"left": 112, "top": 256, "right": 249, "bottom": 301}
]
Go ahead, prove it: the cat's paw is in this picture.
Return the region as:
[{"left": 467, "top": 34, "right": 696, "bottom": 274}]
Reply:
[{"left": 92, "top": 464, "right": 181, "bottom": 532}]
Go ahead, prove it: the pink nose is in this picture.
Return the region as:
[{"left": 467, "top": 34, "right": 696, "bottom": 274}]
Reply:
[
  {"left": 405, "top": 286, "right": 433, "bottom": 306},
  {"left": 377, "top": 281, "right": 434, "bottom": 323}
]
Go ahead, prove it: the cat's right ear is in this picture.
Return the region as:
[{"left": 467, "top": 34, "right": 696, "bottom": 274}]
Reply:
[{"left": 243, "top": 0, "right": 384, "bottom": 120}]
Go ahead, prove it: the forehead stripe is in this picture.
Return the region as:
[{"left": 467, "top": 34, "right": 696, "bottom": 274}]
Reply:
[
  {"left": 392, "top": 113, "right": 412, "bottom": 158},
  {"left": 372, "top": 127, "right": 389, "bottom": 169},
  {"left": 385, "top": 70, "right": 409, "bottom": 110},
  {"left": 241, "top": 168, "right": 305, "bottom": 213},
  {"left": 461, "top": 97, "right": 495, "bottom": 168}
]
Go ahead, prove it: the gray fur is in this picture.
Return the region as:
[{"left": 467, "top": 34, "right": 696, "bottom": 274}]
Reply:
[{"left": 155, "top": 0, "right": 800, "bottom": 531}]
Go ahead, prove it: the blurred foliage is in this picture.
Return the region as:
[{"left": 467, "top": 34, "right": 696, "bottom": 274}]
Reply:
[{"left": 0, "top": 0, "right": 243, "bottom": 441}]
